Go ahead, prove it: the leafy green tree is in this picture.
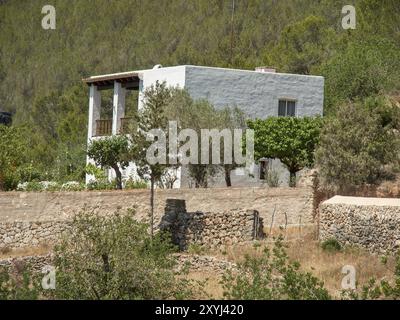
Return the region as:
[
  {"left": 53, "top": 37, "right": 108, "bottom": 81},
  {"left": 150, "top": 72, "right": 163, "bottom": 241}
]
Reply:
[
  {"left": 315, "top": 102, "right": 399, "bottom": 192},
  {"left": 265, "top": 15, "right": 335, "bottom": 74},
  {"left": 221, "top": 238, "right": 331, "bottom": 300},
  {"left": 0, "top": 125, "right": 28, "bottom": 190},
  {"left": 87, "top": 135, "right": 129, "bottom": 190},
  {"left": 321, "top": 38, "right": 400, "bottom": 113},
  {"left": 51, "top": 209, "right": 196, "bottom": 300},
  {"left": 248, "top": 117, "right": 322, "bottom": 187}
]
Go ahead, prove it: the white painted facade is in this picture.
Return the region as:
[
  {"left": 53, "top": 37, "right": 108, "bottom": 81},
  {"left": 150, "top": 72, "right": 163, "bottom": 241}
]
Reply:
[{"left": 85, "top": 65, "right": 324, "bottom": 187}]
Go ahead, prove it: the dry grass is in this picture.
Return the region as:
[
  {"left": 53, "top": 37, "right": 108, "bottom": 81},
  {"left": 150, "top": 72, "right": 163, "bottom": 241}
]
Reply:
[
  {"left": 0, "top": 243, "right": 52, "bottom": 259},
  {"left": 190, "top": 239, "right": 397, "bottom": 299},
  {"left": 185, "top": 271, "right": 224, "bottom": 299}
]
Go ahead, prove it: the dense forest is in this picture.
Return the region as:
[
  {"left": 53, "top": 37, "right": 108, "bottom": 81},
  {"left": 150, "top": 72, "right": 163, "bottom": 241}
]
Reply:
[{"left": 0, "top": 0, "right": 399, "bottom": 185}]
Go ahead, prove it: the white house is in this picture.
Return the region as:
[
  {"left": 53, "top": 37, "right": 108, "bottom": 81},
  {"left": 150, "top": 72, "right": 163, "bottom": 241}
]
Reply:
[{"left": 83, "top": 65, "right": 324, "bottom": 188}]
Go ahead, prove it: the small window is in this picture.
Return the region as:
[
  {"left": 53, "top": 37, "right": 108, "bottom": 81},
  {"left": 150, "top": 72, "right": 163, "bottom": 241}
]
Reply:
[
  {"left": 278, "top": 99, "right": 296, "bottom": 117},
  {"left": 259, "top": 159, "right": 269, "bottom": 180}
]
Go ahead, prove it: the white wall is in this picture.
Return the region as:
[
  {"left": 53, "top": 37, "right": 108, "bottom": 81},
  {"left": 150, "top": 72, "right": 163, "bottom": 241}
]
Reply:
[{"left": 184, "top": 65, "right": 324, "bottom": 119}]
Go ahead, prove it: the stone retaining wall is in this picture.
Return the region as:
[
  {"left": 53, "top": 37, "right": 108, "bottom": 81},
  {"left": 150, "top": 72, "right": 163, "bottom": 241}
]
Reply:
[
  {"left": 319, "top": 196, "right": 400, "bottom": 253},
  {"left": 160, "top": 199, "right": 264, "bottom": 249},
  {"left": 0, "top": 187, "right": 314, "bottom": 249},
  {"left": 0, "top": 253, "right": 235, "bottom": 276},
  {"left": 0, "top": 221, "right": 70, "bottom": 249}
]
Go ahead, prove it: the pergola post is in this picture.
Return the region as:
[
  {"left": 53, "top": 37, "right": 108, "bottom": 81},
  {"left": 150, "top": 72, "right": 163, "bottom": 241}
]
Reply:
[
  {"left": 112, "top": 81, "right": 126, "bottom": 135},
  {"left": 87, "top": 84, "right": 101, "bottom": 139}
]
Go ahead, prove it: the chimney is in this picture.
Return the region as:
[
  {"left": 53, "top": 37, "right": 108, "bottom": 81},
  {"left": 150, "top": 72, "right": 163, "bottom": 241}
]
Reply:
[{"left": 255, "top": 66, "right": 276, "bottom": 73}]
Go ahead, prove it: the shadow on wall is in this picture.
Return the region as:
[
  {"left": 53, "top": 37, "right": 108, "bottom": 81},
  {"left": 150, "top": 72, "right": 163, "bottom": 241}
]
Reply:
[{"left": 159, "top": 198, "right": 265, "bottom": 250}]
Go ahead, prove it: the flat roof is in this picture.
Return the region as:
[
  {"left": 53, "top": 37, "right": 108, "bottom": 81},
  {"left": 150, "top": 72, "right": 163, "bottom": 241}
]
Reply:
[
  {"left": 323, "top": 195, "right": 400, "bottom": 207},
  {"left": 82, "top": 65, "right": 324, "bottom": 86},
  {"left": 82, "top": 71, "right": 140, "bottom": 86}
]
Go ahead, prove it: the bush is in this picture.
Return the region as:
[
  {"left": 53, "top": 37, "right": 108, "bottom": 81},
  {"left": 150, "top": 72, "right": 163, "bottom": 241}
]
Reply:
[
  {"left": 321, "top": 238, "right": 341, "bottom": 252},
  {"left": 60, "top": 181, "right": 85, "bottom": 191},
  {"left": 0, "top": 266, "right": 41, "bottom": 300},
  {"left": 266, "top": 170, "right": 280, "bottom": 188},
  {"left": 124, "top": 178, "right": 147, "bottom": 189},
  {"left": 221, "top": 237, "right": 331, "bottom": 300},
  {"left": 347, "top": 251, "right": 400, "bottom": 300},
  {"left": 315, "top": 102, "right": 399, "bottom": 192},
  {"left": 50, "top": 209, "right": 197, "bottom": 299}
]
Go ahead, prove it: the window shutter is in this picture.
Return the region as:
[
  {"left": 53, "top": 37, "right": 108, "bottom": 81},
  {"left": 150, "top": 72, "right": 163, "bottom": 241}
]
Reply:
[
  {"left": 278, "top": 100, "right": 286, "bottom": 116},
  {"left": 287, "top": 101, "right": 296, "bottom": 116}
]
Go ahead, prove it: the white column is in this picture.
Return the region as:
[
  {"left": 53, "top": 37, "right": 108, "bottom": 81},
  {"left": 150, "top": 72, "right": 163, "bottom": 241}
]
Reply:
[
  {"left": 87, "top": 85, "right": 101, "bottom": 139},
  {"left": 112, "top": 81, "right": 126, "bottom": 135},
  {"left": 86, "top": 84, "right": 101, "bottom": 184}
]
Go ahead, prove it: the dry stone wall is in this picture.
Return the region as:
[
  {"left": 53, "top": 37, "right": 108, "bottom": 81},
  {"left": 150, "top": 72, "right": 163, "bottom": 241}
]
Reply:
[
  {"left": 0, "top": 187, "right": 314, "bottom": 249},
  {"left": 160, "top": 199, "right": 264, "bottom": 249},
  {"left": 0, "top": 221, "right": 70, "bottom": 249},
  {"left": 319, "top": 196, "right": 400, "bottom": 253}
]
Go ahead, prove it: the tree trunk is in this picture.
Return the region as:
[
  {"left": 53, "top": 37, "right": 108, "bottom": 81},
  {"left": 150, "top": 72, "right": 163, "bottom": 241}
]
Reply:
[
  {"left": 150, "top": 176, "right": 155, "bottom": 239},
  {"left": 112, "top": 165, "right": 123, "bottom": 190},
  {"left": 224, "top": 166, "right": 232, "bottom": 187},
  {"left": 289, "top": 171, "right": 296, "bottom": 187}
]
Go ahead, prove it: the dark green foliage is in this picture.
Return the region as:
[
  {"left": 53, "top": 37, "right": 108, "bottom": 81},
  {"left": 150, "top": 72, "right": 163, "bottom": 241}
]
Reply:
[
  {"left": 321, "top": 238, "right": 342, "bottom": 252},
  {"left": 321, "top": 38, "right": 400, "bottom": 112},
  {"left": 221, "top": 238, "right": 331, "bottom": 300},
  {"left": 0, "top": 125, "right": 28, "bottom": 190},
  {"left": 248, "top": 117, "right": 322, "bottom": 186},
  {"left": 0, "top": 266, "right": 40, "bottom": 300},
  {"left": 87, "top": 135, "right": 130, "bottom": 189},
  {"left": 50, "top": 210, "right": 196, "bottom": 300},
  {"left": 1, "top": 0, "right": 400, "bottom": 187},
  {"left": 348, "top": 251, "right": 400, "bottom": 300},
  {"left": 315, "top": 102, "right": 399, "bottom": 191}
]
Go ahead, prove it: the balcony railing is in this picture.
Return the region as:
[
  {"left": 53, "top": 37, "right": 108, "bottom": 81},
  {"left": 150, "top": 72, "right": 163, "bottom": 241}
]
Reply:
[
  {"left": 120, "top": 117, "right": 135, "bottom": 134},
  {"left": 95, "top": 117, "right": 135, "bottom": 136},
  {"left": 95, "top": 119, "right": 112, "bottom": 136}
]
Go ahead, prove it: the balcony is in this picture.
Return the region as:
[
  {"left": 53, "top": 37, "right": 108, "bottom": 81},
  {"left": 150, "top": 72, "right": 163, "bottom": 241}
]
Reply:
[
  {"left": 95, "top": 119, "right": 112, "bottom": 136},
  {"left": 95, "top": 117, "right": 134, "bottom": 136}
]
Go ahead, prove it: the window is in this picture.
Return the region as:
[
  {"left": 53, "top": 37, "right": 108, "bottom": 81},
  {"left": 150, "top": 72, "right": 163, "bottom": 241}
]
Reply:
[{"left": 278, "top": 99, "right": 296, "bottom": 117}]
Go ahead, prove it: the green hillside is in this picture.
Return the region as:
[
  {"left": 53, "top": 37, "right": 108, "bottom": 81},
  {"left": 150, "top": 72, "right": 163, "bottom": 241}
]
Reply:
[{"left": 0, "top": 0, "right": 399, "bottom": 184}]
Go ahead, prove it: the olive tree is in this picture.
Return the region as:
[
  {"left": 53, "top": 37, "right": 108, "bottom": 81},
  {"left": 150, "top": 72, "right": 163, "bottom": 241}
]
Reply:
[
  {"left": 87, "top": 135, "right": 129, "bottom": 190},
  {"left": 51, "top": 209, "right": 195, "bottom": 299}
]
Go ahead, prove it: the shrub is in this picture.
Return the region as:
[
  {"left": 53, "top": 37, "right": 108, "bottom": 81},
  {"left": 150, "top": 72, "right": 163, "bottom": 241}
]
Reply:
[
  {"left": 321, "top": 238, "right": 341, "bottom": 252},
  {"left": 221, "top": 237, "right": 331, "bottom": 300},
  {"left": 315, "top": 102, "right": 399, "bottom": 192},
  {"left": 0, "top": 266, "right": 40, "bottom": 300},
  {"left": 266, "top": 170, "right": 280, "bottom": 188},
  {"left": 187, "top": 243, "right": 204, "bottom": 255},
  {"left": 61, "top": 181, "right": 85, "bottom": 191},
  {"left": 124, "top": 178, "right": 147, "bottom": 189},
  {"left": 348, "top": 251, "right": 400, "bottom": 300},
  {"left": 50, "top": 209, "right": 197, "bottom": 299}
]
